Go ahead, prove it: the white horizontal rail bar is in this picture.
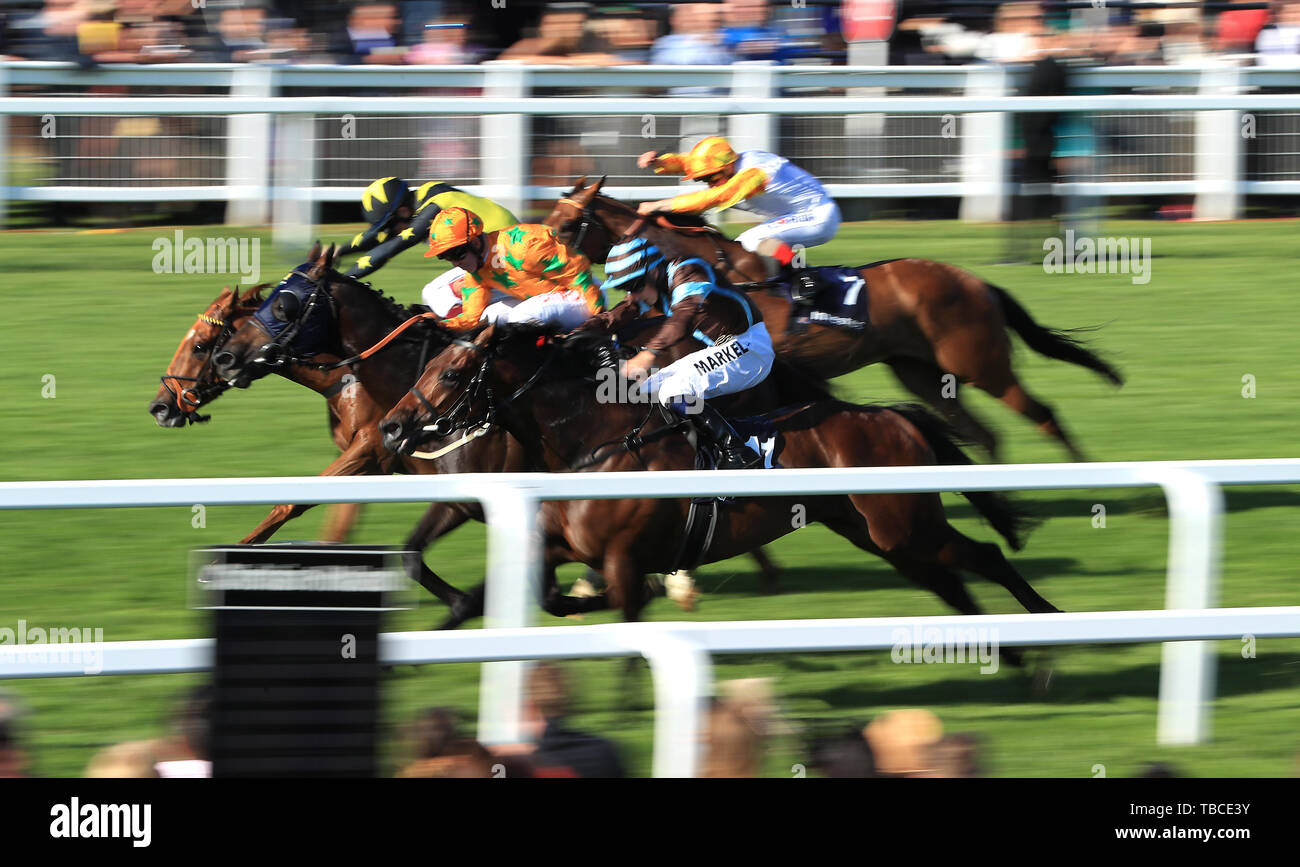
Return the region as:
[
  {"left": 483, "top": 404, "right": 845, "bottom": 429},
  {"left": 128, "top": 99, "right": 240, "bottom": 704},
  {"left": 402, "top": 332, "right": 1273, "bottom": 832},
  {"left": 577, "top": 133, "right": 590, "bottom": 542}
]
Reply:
[
  {"left": 3, "top": 460, "right": 1298, "bottom": 510},
  {"left": 4, "top": 607, "right": 1297, "bottom": 680},
  {"left": 5, "top": 94, "right": 1299, "bottom": 116}
]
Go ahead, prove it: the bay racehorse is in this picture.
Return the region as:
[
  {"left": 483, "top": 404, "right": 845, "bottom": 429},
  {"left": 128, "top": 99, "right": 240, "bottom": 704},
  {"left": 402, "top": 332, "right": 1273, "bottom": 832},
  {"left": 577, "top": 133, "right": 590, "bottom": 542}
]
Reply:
[
  {"left": 543, "top": 177, "right": 1124, "bottom": 461},
  {"left": 379, "top": 322, "right": 1061, "bottom": 655}
]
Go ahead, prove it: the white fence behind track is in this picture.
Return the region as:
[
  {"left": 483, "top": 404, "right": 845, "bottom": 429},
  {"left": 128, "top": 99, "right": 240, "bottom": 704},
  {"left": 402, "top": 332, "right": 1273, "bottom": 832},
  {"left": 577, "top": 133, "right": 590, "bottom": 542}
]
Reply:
[
  {"left": 2, "top": 62, "right": 1299, "bottom": 233},
  {"left": 2, "top": 459, "right": 1299, "bottom": 777}
]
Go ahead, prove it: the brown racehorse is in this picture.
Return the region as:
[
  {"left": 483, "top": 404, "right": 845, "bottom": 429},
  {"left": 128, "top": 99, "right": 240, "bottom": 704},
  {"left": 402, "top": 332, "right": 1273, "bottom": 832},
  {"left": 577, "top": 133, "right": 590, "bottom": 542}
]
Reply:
[
  {"left": 543, "top": 177, "right": 1124, "bottom": 461},
  {"left": 379, "top": 322, "right": 1060, "bottom": 652},
  {"left": 149, "top": 281, "right": 366, "bottom": 543}
]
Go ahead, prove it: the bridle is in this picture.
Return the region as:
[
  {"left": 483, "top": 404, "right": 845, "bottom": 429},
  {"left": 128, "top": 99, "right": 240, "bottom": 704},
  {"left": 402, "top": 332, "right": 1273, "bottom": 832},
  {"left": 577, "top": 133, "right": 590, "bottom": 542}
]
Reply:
[
  {"left": 406, "top": 336, "right": 559, "bottom": 441},
  {"left": 158, "top": 309, "right": 239, "bottom": 423},
  {"left": 248, "top": 267, "right": 336, "bottom": 370},
  {"left": 557, "top": 196, "right": 614, "bottom": 262}
]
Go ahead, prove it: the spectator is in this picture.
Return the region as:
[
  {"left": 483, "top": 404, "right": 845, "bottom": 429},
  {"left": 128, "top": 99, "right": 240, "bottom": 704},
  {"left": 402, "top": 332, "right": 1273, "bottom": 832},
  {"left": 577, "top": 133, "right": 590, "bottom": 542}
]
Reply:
[
  {"left": 721, "top": 0, "right": 785, "bottom": 64},
  {"left": 85, "top": 741, "right": 161, "bottom": 778},
  {"left": 0, "top": 690, "right": 28, "bottom": 778},
  {"left": 208, "top": 5, "right": 268, "bottom": 63},
  {"left": 864, "top": 708, "right": 944, "bottom": 777},
  {"left": 810, "top": 727, "right": 877, "bottom": 778},
  {"left": 397, "top": 707, "right": 498, "bottom": 778},
  {"left": 1217, "top": 0, "right": 1272, "bottom": 53},
  {"left": 153, "top": 684, "right": 211, "bottom": 777},
  {"left": 920, "top": 732, "right": 985, "bottom": 778},
  {"left": 497, "top": 4, "right": 617, "bottom": 65},
  {"left": 701, "top": 678, "right": 780, "bottom": 778},
  {"left": 524, "top": 662, "right": 626, "bottom": 778},
  {"left": 1257, "top": 0, "right": 1300, "bottom": 66},
  {"left": 650, "top": 2, "right": 733, "bottom": 67},
  {"left": 331, "top": 2, "right": 406, "bottom": 64}
]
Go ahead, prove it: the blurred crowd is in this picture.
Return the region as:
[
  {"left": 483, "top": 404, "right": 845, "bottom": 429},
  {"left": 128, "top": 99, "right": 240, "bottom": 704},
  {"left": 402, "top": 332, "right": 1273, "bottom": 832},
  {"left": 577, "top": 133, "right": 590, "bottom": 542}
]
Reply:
[
  {"left": 1, "top": 0, "right": 1296, "bottom": 69},
  {"left": 12, "top": 672, "right": 1290, "bottom": 778}
]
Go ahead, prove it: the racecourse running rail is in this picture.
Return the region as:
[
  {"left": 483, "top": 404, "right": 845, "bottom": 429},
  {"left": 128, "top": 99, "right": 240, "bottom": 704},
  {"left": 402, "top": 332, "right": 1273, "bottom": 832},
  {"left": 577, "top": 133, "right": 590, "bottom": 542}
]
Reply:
[{"left": 2, "top": 459, "right": 1299, "bottom": 776}]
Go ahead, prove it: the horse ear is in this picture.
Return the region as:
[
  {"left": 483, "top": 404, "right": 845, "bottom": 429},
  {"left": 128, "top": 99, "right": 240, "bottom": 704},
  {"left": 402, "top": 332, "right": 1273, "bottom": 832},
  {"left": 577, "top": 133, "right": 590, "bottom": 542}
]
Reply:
[
  {"left": 308, "top": 240, "right": 322, "bottom": 262},
  {"left": 474, "top": 323, "right": 497, "bottom": 348},
  {"left": 568, "top": 176, "right": 589, "bottom": 196},
  {"left": 591, "top": 175, "right": 607, "bottom": 195},
  {"left": 323, "top": 243, "right": 337, "bottom": 270}
]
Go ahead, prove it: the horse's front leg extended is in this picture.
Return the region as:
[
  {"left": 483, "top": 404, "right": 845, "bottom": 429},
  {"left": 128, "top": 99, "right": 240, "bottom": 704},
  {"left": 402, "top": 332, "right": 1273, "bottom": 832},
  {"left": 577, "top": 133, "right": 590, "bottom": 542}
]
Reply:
[
  {"left": 403, "top": 503, "right": 473, "bottom": 606},
  {"left": 238, "top": 436, "right": 384, "bottom": 544}
]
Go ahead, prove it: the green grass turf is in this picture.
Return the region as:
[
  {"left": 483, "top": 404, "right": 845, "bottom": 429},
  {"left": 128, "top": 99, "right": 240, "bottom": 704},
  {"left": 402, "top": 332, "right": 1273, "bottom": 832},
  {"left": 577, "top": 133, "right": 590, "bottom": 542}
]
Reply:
[{"left": 0, "top": 218, "right": 1297, "bottom": 778}]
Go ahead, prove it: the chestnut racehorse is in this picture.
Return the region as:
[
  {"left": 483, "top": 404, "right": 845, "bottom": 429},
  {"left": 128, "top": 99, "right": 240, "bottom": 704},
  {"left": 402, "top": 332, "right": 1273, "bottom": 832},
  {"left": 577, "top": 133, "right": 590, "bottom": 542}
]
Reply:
[{"left": 543, "top": 177, "right": 1124, "bottom": 461}]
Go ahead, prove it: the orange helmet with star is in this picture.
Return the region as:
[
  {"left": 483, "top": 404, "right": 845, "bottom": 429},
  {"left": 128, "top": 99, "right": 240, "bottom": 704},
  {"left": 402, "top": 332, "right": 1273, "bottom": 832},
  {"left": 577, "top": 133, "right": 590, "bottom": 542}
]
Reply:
[
  {"left": 425, "top": 207, "right": 485, "bottom": 257},
  {"left": 683, "top": 136, "right": 739, "bottom": 180}
]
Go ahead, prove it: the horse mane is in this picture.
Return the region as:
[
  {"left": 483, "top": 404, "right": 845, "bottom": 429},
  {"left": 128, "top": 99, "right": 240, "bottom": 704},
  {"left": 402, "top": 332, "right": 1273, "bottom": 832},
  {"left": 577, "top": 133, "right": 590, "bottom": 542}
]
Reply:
[{"left": 331, "top": 270, "right": 421, "bottom": 322}]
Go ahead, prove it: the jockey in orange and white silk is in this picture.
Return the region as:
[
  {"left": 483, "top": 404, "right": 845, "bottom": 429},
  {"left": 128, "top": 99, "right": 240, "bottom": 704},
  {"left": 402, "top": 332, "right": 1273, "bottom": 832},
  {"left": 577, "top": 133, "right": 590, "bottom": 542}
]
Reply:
[
  {"left": 650, "top": 139, "right": 841, "bottom": 263},
  {"left": 425, "top": 211, "right": 604, "bottom": 332}
]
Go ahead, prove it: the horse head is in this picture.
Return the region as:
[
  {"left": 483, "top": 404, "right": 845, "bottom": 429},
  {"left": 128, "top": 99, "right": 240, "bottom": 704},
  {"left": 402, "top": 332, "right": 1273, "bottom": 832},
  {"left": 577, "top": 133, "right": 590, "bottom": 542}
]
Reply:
[
  {"left": 212, "top": 242, "right": 341, "bottom": 387},
  {"left": 149, "top": 283, "right": 269, "bottom": 427},
  {"left": 541, "top": 175, "right": 627, "bottom": 264}
]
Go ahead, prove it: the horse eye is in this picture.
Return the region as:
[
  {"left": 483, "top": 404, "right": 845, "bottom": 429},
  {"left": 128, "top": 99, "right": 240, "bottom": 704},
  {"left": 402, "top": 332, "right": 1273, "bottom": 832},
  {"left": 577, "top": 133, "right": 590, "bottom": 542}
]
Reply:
[
  {"left": 193, "top": 343, "right": 208, "bottom": 356},
  {"left": 440, "top": 369, "right": 461, "bottom": 384}
]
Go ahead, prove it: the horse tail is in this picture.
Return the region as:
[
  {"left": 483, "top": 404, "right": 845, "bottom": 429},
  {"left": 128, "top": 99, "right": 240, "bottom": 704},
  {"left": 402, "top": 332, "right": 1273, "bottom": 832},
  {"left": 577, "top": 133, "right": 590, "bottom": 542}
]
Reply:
[
  {"left": 889, "top": 403, "right": 1040, "bottom": 551},
  {"left": 987, "top": 284, "right": 1125, "bottom": 386}
]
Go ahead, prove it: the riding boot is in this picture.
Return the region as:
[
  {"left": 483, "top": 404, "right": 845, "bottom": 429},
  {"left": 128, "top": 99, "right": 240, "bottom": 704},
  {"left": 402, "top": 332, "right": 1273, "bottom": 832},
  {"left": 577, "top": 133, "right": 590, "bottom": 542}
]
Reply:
[{"left": 684, "top": 400, "right": 760, "bottom": 470}]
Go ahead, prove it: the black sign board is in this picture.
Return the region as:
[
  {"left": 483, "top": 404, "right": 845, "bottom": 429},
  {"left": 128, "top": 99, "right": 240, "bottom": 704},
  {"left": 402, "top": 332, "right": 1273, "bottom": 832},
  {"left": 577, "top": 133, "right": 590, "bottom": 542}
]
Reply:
[{"left": 191, "top": 545, "right": 410, "bottom": 778}]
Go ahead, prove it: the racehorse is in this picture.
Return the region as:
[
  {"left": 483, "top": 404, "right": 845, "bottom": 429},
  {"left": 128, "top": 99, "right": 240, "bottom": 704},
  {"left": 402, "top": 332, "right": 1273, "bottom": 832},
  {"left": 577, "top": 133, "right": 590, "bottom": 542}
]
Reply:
[
  {"left": 149, "top": 282, "right": 367, "bottom": 543},
  {"left": 543, "top": 177, "right": 1124, "bottom": 462},
  {"left": 379, "top": 320, "right": 1061, "bottom": 645}
]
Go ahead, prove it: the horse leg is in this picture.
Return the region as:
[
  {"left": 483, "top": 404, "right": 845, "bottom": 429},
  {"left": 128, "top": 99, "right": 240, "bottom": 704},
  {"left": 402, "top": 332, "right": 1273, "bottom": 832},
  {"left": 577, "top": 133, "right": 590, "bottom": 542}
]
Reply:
[
  {"left": 238, "top": 438, "right": 383, "bottom": 544},
  {"left": 929, "top": 331, "right": 1088, "bottom": 462},
  {"left": 319, "top": 503, "right": 363, "bottom": 543},
  {"left": 750, "top": 546, "right": 783, "bottom": 594},
  {"left": 403, "top": 503, "right": 473, "bottom": 606},
  {"left": 824, "top": 513, "right": 1028, "bottom": 669},
  {"left": 936, "top": 527, "right": 1061, "bottom": 615},
  {"left": 886, "top": 358, "right": 1000, "bottom": 459},
  {"left": 989, "top": 381, "right": 1088, "bottom": 463}
]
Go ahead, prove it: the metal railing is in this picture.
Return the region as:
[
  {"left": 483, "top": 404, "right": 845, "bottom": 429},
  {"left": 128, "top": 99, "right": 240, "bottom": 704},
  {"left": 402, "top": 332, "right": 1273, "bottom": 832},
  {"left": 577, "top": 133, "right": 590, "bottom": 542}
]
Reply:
[
  {"left": 2, "top": 459, "right": 1299, "bottom": 776},
  {"left": 2, "top": 61, "right": 1299, "bottom": 234}
]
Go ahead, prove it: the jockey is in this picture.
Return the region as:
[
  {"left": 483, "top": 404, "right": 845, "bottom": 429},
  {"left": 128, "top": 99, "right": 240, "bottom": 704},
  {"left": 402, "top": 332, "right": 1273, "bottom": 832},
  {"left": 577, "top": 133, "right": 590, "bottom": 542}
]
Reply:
[
  {"left": 339, "top": 177, "right": 519, "bottom": 317},
  {"left": 576, "top": 236, "right": 774, "bottom": 470},
  {"left": 635, "top": 136, "right": 841, "bottom": 294},
  {"left": 425, "top": 207, "right": 605, "bottom": 332}
]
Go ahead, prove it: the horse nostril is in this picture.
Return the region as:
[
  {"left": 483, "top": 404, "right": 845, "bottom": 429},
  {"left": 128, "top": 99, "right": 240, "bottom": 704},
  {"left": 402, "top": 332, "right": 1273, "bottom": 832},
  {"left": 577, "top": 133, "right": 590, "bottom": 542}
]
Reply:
[
  {"left": 148, "top": 402, "right": 169, "bottom": 418},
  {"left": 213, "top": 352, "right": 235, "bottom": 370},
  {"left": 381, "top": 421, "right": 402, "bottom": 440}
]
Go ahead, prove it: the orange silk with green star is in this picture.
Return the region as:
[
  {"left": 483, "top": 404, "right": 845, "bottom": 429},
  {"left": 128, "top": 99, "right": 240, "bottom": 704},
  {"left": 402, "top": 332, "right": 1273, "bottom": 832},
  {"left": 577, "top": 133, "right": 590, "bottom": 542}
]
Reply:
[{"left": 440, "top": 224, "right": 602, "bottom": 331}]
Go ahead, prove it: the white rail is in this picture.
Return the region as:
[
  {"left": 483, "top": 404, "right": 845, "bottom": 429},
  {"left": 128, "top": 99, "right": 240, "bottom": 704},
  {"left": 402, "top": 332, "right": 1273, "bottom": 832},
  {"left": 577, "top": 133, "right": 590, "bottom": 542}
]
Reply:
[{"left": 1, "top": 459, "right": 1298, "bottom": 776}]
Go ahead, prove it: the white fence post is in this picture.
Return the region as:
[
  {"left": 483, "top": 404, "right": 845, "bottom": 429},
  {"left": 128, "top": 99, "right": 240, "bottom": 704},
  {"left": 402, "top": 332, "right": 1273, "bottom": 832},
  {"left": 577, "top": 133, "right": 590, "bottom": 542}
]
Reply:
[
  {"left": 621, "top": 627, "right": 713, "bottom": 778},
  {"left": 1194, "top": 64, "right": 1243, "bottom": 221},
  {"left": 225, "top": 64, "right": 274, "bottom": 226},
  {"left": 476, "top": 486, "right": 541, "bottom": 746},
  {"left": 481, "top": 63, "right": 529, "bottom": 219},
  {"left": 728, "top": 61, "right": 775, "bottom": 155},
  {"left": 960, "top": 64, "right": 1008, "bottom": 223},
  {"left": 271, "top": 112, "right": 316, "bottom": 253},
  {"left": 1152, "top": 470, "right": 1224, "bottom": 745},
  {"left": 0, "top": 64, "right": 8, "bottom": 227}
]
